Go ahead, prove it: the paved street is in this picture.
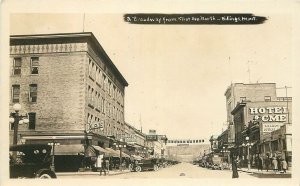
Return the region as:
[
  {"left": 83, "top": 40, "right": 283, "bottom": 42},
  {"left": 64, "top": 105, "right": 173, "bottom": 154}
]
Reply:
[{"left": 58, "top": 162, "right": 256, "bottom": 179}]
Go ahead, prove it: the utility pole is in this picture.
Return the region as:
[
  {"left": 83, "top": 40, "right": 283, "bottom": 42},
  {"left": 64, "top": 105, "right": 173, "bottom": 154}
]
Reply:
[
  {"left": 82, "top": 13, "right": 85, "bottom": 32},
  {"left": 247, "top": 60, "right": 252, "bottom": 83},
  {"left": 139, "top": 113, "right": 142, "bottom": 133},
  {"left": 276, "top": 86, "right": 292, "bottom": 123}
]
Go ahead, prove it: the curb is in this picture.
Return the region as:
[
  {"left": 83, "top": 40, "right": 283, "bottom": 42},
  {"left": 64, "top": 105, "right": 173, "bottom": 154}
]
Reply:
[
  {"left": 57, "top": 170, "right": 131, "bottom": 177},
  {"left": 237, "top": 169, "right": 291, "bottom": 176}
]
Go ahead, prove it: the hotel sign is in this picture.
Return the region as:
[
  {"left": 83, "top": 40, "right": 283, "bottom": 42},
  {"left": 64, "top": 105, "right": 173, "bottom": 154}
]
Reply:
[
  {"left": 249, "top": 107, "right": 288, "bottom": 122},
  {"left": 249, "top": 106, "right": 288, "bottom": 133}
]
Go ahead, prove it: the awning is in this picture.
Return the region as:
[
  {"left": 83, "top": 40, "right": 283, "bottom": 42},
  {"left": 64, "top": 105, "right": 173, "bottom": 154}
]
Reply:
[
  {"left": 116, "top": 150, "right": 130, "bottom": 158},
  {"left": 92, "top": 145, "right": 108, "bottom": 154},
  {"left": 54, "top": 144, "right": 84, "bottom": 155},
  {"left": 105, "top": 148, "right": 120, "bottom": 157},
  {"left": 85, "top": 145, "right": 97, "bottom": 157}
]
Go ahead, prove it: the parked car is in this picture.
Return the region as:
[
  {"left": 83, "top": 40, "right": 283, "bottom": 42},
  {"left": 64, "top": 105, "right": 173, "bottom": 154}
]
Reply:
[
  {"left": 131, "top": 158, "right": 160, "bottom": 172},
  {"left": 212, "top": 163, "right": 222, "bottom": 170},
  {"left": 10, "top": 144, "right": 57, "bottom": 178},
  {"left": 192, "top": 160, "right": 199, "bottom": 165}
]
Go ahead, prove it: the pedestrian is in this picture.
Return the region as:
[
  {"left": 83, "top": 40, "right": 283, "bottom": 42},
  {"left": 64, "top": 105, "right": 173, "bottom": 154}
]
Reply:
[
  {"left": 231, "top": 156, "right": 239, "bottom": 179},
  {"left": 272, "top": 157, "right": 278, "bottom": 172},
  {"left": 255, "top": 155, "right": 259, "bottom": 169},
  {"left": 281, "top": 159, "right": 287, "bottom": 173},
  {"left": 277, "top": 156, "right": 282, "bottom": 172},
  {"left": 264, "top": 155, "right": 271, "bottom": 172},
  {"left": 99, "top": 159, "right": 107, "bottom": 176},
  {"left": 257, "top": 156, "right": 263, "bottom": 171}
]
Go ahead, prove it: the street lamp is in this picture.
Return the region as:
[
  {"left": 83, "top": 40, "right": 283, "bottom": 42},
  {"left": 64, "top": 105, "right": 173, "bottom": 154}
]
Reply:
[
  {"left": 113, "top": 139, "right": 126, "bottom": 171},
  {"left": 9, "top": 103, "right": 29, "bottom": 145},
  {"left": 242, "top": 136, "right": 253, "bottom": 170}
]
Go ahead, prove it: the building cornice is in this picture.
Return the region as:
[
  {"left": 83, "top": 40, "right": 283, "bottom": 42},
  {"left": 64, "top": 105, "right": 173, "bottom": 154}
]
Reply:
[
  {"left": 10, "top": 32, "right": 128, "bottom": 87},
  {"left": 231, "top": 102, "right": 247, "bottom": 115}
]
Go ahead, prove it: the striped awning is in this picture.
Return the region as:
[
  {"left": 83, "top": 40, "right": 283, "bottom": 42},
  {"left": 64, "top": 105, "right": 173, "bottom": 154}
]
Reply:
[
  {"left": 92, "top": 145, "right": 108, "bottom": 154},
  {"left": 105, "top": 148, "right": 120, "bottom": 157},
  {"left": 116, "top": 150, "right": 130, "bottom": 158}
]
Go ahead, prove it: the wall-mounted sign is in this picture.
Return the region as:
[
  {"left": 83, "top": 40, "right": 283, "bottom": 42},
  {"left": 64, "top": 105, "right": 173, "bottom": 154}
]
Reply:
[
  {"left": 86, "top": 122, "right": 104, "bottom": 133},
  {"left": 146, "top": 135, "right": 158, "bottom": 141},
  {"left": 249, "top": 107, "right": 288, "bottom": 122},
  {"left": 262, "top": 122, "right": 283, "bottom": 133},
  {"left": 177, "top": 144, "right": 189, "bottom": 146}
]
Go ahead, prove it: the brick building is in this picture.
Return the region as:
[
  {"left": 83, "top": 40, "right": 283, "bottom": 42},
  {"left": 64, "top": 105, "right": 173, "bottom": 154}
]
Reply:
[
  {"left": 224, "top": 83, "right": 277, "bottom": 145},
  {"left": 9, "top": 32, "right": 128, "bottom": 171}
]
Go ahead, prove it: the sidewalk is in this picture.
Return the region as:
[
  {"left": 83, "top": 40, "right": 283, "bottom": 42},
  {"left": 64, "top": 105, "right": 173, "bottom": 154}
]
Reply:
[
  {"left": 56, "top": 169, "right": 131, "bottom": 177},
  {"left": 237, "top": 168, "right": 291, "bottom": 178}
]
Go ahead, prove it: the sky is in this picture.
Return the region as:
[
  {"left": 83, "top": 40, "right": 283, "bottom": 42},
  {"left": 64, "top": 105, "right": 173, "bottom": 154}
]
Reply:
[{"left": 9, "top": 12, "right": 293, "bottom": 139}]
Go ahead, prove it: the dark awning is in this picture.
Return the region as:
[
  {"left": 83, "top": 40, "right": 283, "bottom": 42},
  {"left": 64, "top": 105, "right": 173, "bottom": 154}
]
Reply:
[
  {"left": 54, "top": 144, "right": 84, "bottom": 155},
  {"left": 116, "top": 150, "right": 130, "bottom": 158}
]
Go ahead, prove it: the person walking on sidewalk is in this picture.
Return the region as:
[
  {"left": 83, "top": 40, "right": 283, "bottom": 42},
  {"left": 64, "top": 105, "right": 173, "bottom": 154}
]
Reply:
[
  {"left": 257, "top": 155, "right": 263, "bottom": 171},
  {"left": 281, "top": 159, "right": 287, "bottom": 173},
  {"left": 272, "top": 157, "right": 278, "bottom": 172},
  {"left": 231, "top": 156, "right": 239, "bottom": 179},
  {"left": 264, "top": 155, "right": 271, "bottom": 172},
  {"left": 277, "top": 156, "right": 282, "bottom": 172},
  {"left": 99, "top": 159, "right": 107, "bottom": 176}
]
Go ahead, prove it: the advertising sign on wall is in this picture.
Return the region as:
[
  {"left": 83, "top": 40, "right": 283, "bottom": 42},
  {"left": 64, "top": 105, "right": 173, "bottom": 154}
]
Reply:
[{"left": 261, "top": 122, "right": 283, "bottom": 132}]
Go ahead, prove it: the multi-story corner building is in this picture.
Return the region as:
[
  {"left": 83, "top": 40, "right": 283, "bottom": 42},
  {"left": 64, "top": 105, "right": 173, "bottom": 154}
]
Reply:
[
  {"left": 224, "top": 83, "right": 277, "bottom": 145},
  {"left": 9, "top": 32, "right": 128, "bottom": 171},
  {"left": 166, "top": 138, "right": 210, "bottom": 162}
]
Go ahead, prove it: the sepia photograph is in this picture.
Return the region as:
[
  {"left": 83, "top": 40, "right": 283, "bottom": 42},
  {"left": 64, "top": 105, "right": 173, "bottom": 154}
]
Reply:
[{"left": 1, "top": 1, "right": 300, "bottom": 186}]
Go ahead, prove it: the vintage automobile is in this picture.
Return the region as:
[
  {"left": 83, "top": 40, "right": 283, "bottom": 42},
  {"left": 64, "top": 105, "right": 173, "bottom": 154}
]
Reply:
[
  {"left": 9, "top": 144, "right": 57, "bottom": 178},
  {"left": 131, "top": 158, "right": 160, "bottom": 172}
]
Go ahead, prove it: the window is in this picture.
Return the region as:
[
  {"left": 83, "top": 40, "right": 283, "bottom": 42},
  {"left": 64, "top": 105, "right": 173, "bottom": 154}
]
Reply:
[
  {"left": 29, "top": 84, "right": 37, "bottom": 102},
  {"left": 265, "top": 96, "right": 271, "bottom": 102},
  {"left": 108, "top": 80, "right": 112, "bottom": 95},
  {"left": 87, "top": 85, "right": 91, "bottom": 103},
  {"left": 102, "top": 74, "right": 106, "bottom": 90},
  {"left": 88, "top": 59, "right": 92, "bottom": 77},
  {"left": 30, "top": 57, "right": 39, "bottom": 74},
  {"left": 13, "top": 58, "right": 22, "bottom": 75},
  {"left": 102, "top": 98, "right": 105, "bottom": 113},
  {"left": 12, "top": 85, "right": 20, "bottom": 103},
  {"left": 240, "top": 97, "right": 246, "bottom": 102},
  {"left": 28, "top": 112, "right": 36, "bottom": 129},
  {"left": 91, "top": 88, "right": 94, "bottom": 102}
]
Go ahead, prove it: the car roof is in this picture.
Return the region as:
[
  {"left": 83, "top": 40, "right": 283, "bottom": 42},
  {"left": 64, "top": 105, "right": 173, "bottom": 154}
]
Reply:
[{"left": 10, "top": 144, "right": 52, "bottom": 151}]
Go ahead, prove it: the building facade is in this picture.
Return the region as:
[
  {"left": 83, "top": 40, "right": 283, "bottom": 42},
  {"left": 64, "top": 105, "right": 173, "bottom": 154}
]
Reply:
[
  {"left": 124, "top": 123, "right": 149, "bottom": 157},
  {"left": 9, "top": 32, "right": 128, "bottom": 171},
  {"left": 145, "top": 130, "right": 168, "bottom": 159},
  {"left": 224, "top": 83, "right": 277, "bottom": 145}
]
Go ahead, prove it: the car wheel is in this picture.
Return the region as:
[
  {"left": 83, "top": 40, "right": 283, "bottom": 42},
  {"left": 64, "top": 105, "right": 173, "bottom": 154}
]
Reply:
[
  {"left": 135, "top": 166, "right": 142, "bottom": 172},
  {"left": 153, "top": 165, "right": 159, "bottom": 171},
  {"left": 39, "top": 173, "right": 52, "bottom": 179}
]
